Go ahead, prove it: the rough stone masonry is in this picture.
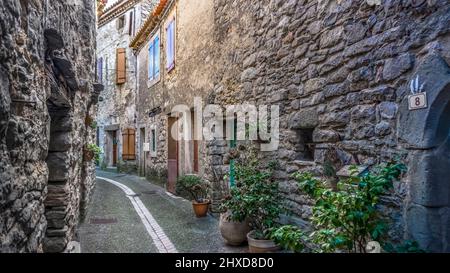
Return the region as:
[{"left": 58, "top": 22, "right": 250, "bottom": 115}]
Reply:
[
  {"left": 0, "top": 0, "right": 99, "bottom": 252},
  {"left": 209, "top": 0, "right": 450, "bottom": 251}
]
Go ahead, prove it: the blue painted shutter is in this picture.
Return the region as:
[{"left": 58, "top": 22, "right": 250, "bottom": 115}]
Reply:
[
  {"left": 166, "top": 24, "right": 171, "bottom": 68},
  {"left": 166, "top": 20, "right": 175, "bottom": 69},
  {"left": 154, "top": 36, "right": 160, "bottom": 77},
  {"left": 149, "top": 43, "right": 154, "bottom": 80}
]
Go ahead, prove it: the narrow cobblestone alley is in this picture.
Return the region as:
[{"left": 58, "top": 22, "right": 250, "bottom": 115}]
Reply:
[
  {"left": 79, "top": 170, "right": 247, "bottom": 253},
  {"left": 3, "top": 0, "right": 450, "bottom": 257}
]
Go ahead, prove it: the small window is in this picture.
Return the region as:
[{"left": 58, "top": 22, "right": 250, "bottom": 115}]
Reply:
[
  {"left": 148, "top": 34, "right": 160, "bottom": 81},
  {"left": 150, "top": 128, "right": 157, "bottom": 158},
  {"left": 166, "top": 18, "right": 176, "bottom": 71},
  {"left": 151, "top": 129, "right": 156, "bottom": 153},
  {"left": 117, "top": 15, "right": 125, "bottom": 30},
  {"left": 296, "top": 128, "right": 314, "bottom": 161},
  {"left": 128, "top": 11, "right": 134, "bottom": 36}
]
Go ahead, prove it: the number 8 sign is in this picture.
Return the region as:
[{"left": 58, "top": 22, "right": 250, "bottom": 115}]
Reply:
[{"left": 408, "top": 92, "right": 427, "bottom": 111}]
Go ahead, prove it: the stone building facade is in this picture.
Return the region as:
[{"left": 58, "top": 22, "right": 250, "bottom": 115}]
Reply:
[
  {"left": 0, "top": 0, "right": 99, "bottom": 252},
  {"left": 96, "top": 0, "right": 155, "bottom": 169},
  {"left": 131, "top": 0, "right": 215, "bottom": 191},
  {"left": 121, "top": 0, "right": 450, "bottom": 252},
  {"left": 209, "top": 0, "right": 450, "bottom": 252}
]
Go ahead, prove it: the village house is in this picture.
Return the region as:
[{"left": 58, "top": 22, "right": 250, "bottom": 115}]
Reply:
[
  {"left": 96, "top": 0, "right": 156, "bottom": 169},
  {"left": 208, "top": 0, "right": 450, "bottom": 252},
  {"left": 130, "top": 0, "right": 215, "bottom": 192}
]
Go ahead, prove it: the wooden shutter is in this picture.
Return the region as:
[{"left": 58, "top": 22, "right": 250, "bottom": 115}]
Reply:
[
  {"left": 129, "top": 129, "right": 136, "bottom": 160},
  {"left": 116, "top": 48, "right": 126, "bottom": 84},
  {"left": 122, "top": 129, "right": 136, "bottom": 161},
  {"left": 166, "top": 20, "right": 175, "bottom": 69}
]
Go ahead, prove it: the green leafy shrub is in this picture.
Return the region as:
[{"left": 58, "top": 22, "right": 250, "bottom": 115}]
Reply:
[
  {"left": 221, "top": 148, "right": 284, "bottom": 239},
  {"left": 176, "top": 175, "right": 209, "bottom": 203},
  {"left": 86, "top": 144, "right": 101, "bottom": 163},
  {"left": 269, "top": 225, "right": 306, "bottom": 253},
  {"left": 292, "top": 162, "right": 406, "bottom": 253}
]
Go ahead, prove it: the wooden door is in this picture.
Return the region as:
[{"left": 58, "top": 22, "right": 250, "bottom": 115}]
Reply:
[
  {"left": 167, "top": 117, "right": 178, "bottom": 194},
  {"left": 112, "top": 131, "right": 117, "bottom": 166}
]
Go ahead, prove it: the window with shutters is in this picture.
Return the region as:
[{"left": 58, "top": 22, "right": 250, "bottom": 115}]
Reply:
[
  {"left": 116, "top": 48, "right": 126, "bottom": 84},
  {"left": 150, "top": 128, "right": 157, "bottom": 157},
  {"left": 122, "top": 128, "right": 136, "bottom": 161},
  {"left": 166, "top": 18, "right": 176, "bottom": 72}
]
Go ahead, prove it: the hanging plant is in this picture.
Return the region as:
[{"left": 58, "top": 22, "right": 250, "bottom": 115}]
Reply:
[{"left": 84, "top": 144, "right": 101, "bottom": 163}]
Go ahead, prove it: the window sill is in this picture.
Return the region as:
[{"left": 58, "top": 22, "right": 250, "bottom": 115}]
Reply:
[
  {"left": 147, "top": 76, "right": 160, "bottom": 88},
  {"left": 167, "top": 63, "right": 175, "bottom": 73}
]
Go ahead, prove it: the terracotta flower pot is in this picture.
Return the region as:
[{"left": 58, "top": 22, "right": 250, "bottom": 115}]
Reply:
[
  {"left": 247, "top": 230, "right": 280, "bottom": 253},
  {"left": 83, "top": 149, "right": 94, "bottom": 161},
  {"left": 192, "top": 200, "right": 210, "bottom": 218},
  {"left": 219, "top": 211, "right": 251, "bottom": 246}
]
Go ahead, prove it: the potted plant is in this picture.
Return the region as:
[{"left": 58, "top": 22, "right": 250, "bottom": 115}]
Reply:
[
  {"left": 230, "top": 147, "right": 284, "bottom": 253},
  {"left": 177, "top": 175, "right": 210, "bottom": 218},
  {"left": 219, "top": 188, "right": 251, "bottom": 246},
  {"left": 290, "top": 161, "right": 407, "bottom": 253}
]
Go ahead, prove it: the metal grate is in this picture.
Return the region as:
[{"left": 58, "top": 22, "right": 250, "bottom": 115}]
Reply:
[
  {"left": 141, "top": 190, "right": 157, "bottom": 195},
  {"left": 90, "top": 218, "right": 118, "bottom": 225}
]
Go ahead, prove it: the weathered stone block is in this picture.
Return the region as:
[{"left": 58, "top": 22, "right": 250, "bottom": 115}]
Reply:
[
  {"left": 43, "top": 237, "right": 67, "bottom": 253},
  {"left": 312, "top": 129, "right": 339, "bottom": 143},
  {"left": 320, "top": 26, "right": 343, "bottom": 48},
  {"left": 406, "top": 204, "right": 450, "bottom": 252},
  {"left": 383, "top": 53, "right": 414, "bottom": 81},
  {"left": 48, "top": 132, "right": 71, "bottom": 152},
  {"left": 46, "top": 152, "right": 69, "bottom": 182},
  {"left": 377, "top": 101, "right": 398, "bottom": 119},
  {"left": 304, "top": 78, "right": 325, "bottom": 93},
  {"left": 375, "top": 121, "right": 391, "bottom": 136},
  {"left": 288, "top": 108, "right": 319, "bottom": 129}
]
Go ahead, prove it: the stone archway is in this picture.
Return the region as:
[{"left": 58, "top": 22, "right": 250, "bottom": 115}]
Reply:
[{"left": 399, "top": 53, "right": 450, "bottom": 252}]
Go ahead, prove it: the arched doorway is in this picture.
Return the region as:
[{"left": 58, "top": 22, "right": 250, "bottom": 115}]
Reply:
[{"left": 400, "top": 53, "right": 450, "bottom": 252}]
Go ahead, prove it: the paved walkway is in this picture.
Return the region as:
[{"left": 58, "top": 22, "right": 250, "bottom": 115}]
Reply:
[{"left": 78, "top": 170, "right": 247, "bottom": 253}]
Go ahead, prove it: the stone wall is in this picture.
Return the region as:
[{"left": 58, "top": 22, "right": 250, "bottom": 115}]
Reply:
[
  {"left": 0, "top": 0, "right": 98, "bottom": 253},
  {"left": 210, "top": 0, "right": 450, "bottom": 247}
]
